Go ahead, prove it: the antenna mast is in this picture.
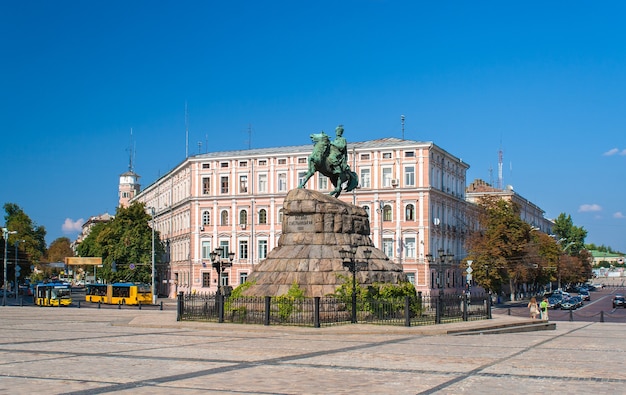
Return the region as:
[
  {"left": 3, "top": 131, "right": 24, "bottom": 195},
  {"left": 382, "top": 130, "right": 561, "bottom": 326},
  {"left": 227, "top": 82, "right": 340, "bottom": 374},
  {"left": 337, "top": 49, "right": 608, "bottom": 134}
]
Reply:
[
  {"left": 401, "top": 115, "right": 405, "bottom": 139},
  {"left": 248, "top": 124, "right": 252, "bottom": 150},
  {"left": 497, "top": 146, "right": 503, "bottom": 190},
  {"left": 128, "top": 128, "right": 134, "bottom": 172},
  {"left": 185, "top": 101, "right": 189, "bottom": 158}
]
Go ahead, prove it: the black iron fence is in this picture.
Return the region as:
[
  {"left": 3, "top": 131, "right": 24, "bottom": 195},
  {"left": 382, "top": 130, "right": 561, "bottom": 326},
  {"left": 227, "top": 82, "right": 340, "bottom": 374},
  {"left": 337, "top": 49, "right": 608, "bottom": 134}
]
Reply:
[{"left": 177, "top": 291, "right": 491, "bottom": 327}]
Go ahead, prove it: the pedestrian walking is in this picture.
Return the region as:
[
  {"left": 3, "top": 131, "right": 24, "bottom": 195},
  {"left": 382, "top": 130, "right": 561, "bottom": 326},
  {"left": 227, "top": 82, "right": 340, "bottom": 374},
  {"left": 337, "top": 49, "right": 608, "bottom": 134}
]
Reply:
[
  {"left": 540, "top": 297, "right": 549, "bottom": 321},
  {"left": 527, "top": 297, "right": 539, "bottom": 319}
]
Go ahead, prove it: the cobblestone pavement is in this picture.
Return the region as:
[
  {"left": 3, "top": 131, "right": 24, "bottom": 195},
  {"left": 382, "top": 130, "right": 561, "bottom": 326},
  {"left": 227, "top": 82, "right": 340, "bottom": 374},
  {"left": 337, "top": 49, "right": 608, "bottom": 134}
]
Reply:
[{"left": 1, "top": 305, "right": 625, "bottom": 394}]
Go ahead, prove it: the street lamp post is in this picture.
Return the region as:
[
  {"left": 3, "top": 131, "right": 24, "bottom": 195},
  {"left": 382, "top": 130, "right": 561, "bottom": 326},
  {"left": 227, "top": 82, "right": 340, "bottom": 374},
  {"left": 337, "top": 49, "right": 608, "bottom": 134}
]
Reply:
[
  {"left": 2, "top": 227, "right": 17, "bottom": 306},
  {"left": 339, "top": 245, "right": 371, "bottom": 324},
  {"left": 15, "top": 239, "right": 24, "bottom": 302},
  {"left": 209, "top": 247, "right": 235, "bottom": 296},
  {"left": 426, "top": 248, "right": 454, "bottom": 324},
  {"left": 210, "top": 247, "right": 235, "bottom": 323},
  {"left": 149, "top": 207, "right": 156, "bottom": 305}
]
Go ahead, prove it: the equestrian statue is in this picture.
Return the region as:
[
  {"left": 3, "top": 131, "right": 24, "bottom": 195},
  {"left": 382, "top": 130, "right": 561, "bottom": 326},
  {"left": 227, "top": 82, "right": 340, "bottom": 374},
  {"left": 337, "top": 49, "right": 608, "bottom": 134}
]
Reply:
[{"left": 298, "top": 125, "right": 358, "bottom": 198}]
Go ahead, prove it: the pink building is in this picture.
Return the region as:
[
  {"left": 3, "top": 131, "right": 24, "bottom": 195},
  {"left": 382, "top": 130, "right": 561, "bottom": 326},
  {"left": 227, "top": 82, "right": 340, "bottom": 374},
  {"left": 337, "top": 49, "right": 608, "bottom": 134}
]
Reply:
[{"left": 132, "top": 137, "right": 471, "bottom": 297}]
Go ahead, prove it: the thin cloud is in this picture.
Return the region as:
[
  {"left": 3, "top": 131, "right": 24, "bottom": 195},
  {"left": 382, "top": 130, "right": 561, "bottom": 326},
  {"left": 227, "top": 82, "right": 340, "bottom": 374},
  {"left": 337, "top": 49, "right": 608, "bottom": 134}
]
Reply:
[
  {"left": 62, "top": 218, "right": 84, "bottom": 233},
  {"left": 578, "top": 204, "right": 602, "bottom": 213},
  {"left": 614, "top": 212, "right": 625, "bottom": 219},
  {"left": 603, "top": 148, "right": 626, "bottom": 156}
]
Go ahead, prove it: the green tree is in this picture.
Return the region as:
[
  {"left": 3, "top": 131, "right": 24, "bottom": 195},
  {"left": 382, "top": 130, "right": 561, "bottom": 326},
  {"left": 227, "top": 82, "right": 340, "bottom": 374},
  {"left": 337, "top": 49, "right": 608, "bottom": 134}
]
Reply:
[
  {"left": 464, "top": 196, "right": 556, "bottom": 299},
  {"left": 47, "top": 237, "right": 74, "bottom": 263},
  {"left": 3, "top": 203, "right": 46, "bottom": 264},
  {"left": 75, "top": 202, "right": 164, "bottom": 284}
]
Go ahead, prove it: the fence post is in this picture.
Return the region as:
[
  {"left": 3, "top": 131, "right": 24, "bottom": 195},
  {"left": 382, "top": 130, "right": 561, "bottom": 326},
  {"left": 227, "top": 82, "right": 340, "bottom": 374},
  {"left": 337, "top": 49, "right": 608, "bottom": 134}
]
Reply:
[
  {"left": 138, "top": 301, "right": 141, "bottom": 310},
  {"left": 600, "top": 310, "right": 604, "bottom": 322},
  {"left": 507, "top": 307, "right": 511, "bottom": 316},
  {"left": 314, "top": 297, "right": 321, "bottom": 328},
  {"left": 77, "top": 300, "right": 81, "bottom": 308},
  {"left": 435, "top": 294, "right": 442, "bottom": 324},
  {"left": 462, "top": 294, "right": 468, "bottom": 321},
  {"left": 404, "top": 296, "right": 411, "bottom": 327},
  {"left": 569, "top": 310, "right": 573, "bottom": 321},
  {"left": 218, "top": 293, "right": 225, "bottom": 323},
  {"left": 176, "top": 291, "right": 184, "bottom": 321},
  {"left": 98, "top": 301, "right": 101, "bottom": 309},
  {"left": 160, "top": 301, "right": 163, "bottom": 311},
  {"left": 264, "top": 296, "right": 271, "bottom": 326}
]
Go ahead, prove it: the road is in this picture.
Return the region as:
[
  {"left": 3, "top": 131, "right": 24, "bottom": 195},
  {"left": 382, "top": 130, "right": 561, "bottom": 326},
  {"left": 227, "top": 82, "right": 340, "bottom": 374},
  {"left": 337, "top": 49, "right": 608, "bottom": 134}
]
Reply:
[{"left": 493, "top": 285, "right": 626, "bottom": 323}]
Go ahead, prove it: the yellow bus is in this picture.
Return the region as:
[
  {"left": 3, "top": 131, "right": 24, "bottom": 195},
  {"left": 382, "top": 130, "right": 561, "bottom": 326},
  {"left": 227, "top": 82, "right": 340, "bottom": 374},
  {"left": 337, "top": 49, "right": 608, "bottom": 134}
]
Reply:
[
  {"left": 85, "top": 283, "right": 152, "bottom": 305},
  {"left": 34, "top": 282, "right": 72, "bottom": 306}
]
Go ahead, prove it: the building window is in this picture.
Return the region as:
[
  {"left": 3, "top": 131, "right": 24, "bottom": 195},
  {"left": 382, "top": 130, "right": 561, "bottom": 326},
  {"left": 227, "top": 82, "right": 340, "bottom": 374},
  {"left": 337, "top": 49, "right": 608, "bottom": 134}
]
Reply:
[
  {"left": 219, "top": 241, "right": 230, "bottom": 257},
  {"left": 220, "top": 272, "right": 229, "bottom": 287},
  {"left": 405, "top": 237, "right": 416, "bottom": 258},
  {"left": 239, "top": 210, "right": 247, "bottom": 226},
  {"left": 278, "top": 208, "right": 283, "bottom": 223},
  {"left": 220, "top": 162, "right": 229, "bottom": 168},
  {"left": 360, "top": 168, "right": 371, "bottom": 188},
  {"left": 405, "top": 166, "right": 415, "bottom": 186},
  {"left": 258, "top": 159, "right": 267, "bottom": 166},
  {"left": 258, "top": 239, "right": 268, "bottom": 259},
  {"left": 202, "top": 163, "right": 210, "bottom": 169},
  {"left": 259, "top": 209, "right": 267, "bottom": 224},
  {"left": 202, "top": 177, "right": 211, "bottom": 194},
  {"left": 382, "top": 168, "right": 392, "bottom": 187},
  {"left": 239, "top": 161, "right": 247, "bottom": 167},
  {"left": 278, "top": 158, "right": 287, "bottom": 165},
  {"left": 363, "top": 206, "right": 370, "bottom": 218},
  {"left": 240, "top": 272, "right": 248, "bottom": 284},
  {"left": 406, "top": 272, "right": 415, "bottom": 284},
  {"left": 220, "top": 176, "right": 229, "bottom": 194},
  {"left": 383, "top": 204, "right": 392, "bottom": 221},
  {"left": 202, "top": 241, "right": 211, "bottom": 259},
  {"left": 405, "top": 204, "right": 415, "bottom": 221},
  {"left": 278, "top": 173, "right": 287, "bottom": 192},
  {"left": 404, "top": 151, "right": 415, "bottom": 157},
  {"left": 239, "top": 240, "right": 248, "bottom": 260},
  {"left": 239, "top": 175, "right": 248, "bottom": 193},
  {"left": 382, "top": 152, "right": 392, "bottom": 159},
  {"left": 202, "top": 272, "right": 211, "bottom": 287},
  {"left": 220, "top": 210, "right": 229, "bottom": 226},
  {"left": 298, "top": 157, "right": 307, "bottom": 164},
  {"left": 258, "top": 174, "right": 267, "bottom": 193},
  {"left": 202, "top": 210, "right": 210, "bottom": 225},
  {"left": 297, "top": 171, "right": 308, "bottom": 188},
  {"left": 360, "top": 153, "right": 370, "bottom": 160},
  {"left": 318, "top": 174, "right": 328, "bottom": 190},
  {"left": 383, "top": 238, "right": 394, "bottom": 257}
]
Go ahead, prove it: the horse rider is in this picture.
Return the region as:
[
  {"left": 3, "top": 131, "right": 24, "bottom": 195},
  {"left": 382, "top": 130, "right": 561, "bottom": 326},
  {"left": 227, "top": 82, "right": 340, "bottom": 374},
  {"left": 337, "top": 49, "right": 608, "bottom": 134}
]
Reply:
[{"left": 329, "top": 125, "right": 348, "bottom": 174}]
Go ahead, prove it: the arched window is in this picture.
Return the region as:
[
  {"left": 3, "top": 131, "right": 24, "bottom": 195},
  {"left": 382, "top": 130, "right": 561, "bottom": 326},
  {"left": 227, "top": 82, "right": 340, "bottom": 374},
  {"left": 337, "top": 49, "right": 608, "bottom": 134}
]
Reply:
[
  {"left": 239, "top": 209, "right": 247, "bottom": 225},
  {"left": 220, "top": 210, "right": 229, "bottom": 226},
  {"left": 363, "top": 206, "right": 370, "bottom": 218},
  {"left": 405, "top": 204, "right": 415, "bottom": 221},
  {"left": 383, "top": 204, "right": 392, "bottom": 221},
  {"left": 259, "top": 209, "right": 267, "bottom": 224},
  {"left": 202, "top": 210, "right": 211, "bottom": 225},
  {"left": 277, "top": 208, "right": 283, "bottom": 223}
]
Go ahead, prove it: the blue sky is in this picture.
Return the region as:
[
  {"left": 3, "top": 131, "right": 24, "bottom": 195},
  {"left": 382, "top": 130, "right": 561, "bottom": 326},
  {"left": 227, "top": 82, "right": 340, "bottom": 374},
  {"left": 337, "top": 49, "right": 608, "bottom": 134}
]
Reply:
[{"left": 1, "top": 1, "right": 625, "bottom": 252}]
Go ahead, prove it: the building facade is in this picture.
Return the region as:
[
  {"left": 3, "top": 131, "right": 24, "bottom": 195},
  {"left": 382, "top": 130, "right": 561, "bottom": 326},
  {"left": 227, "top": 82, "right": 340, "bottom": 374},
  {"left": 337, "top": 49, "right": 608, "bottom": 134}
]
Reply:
[{"left": 132, "top": 137, "right": 473, "bottom": 297}]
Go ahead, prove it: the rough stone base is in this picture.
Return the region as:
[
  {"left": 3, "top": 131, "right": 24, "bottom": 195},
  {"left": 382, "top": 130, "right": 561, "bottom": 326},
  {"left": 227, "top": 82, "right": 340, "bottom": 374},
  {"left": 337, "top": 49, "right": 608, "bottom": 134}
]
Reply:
[{"left": 242, "top": 188, "right": 407, "bottom": 297}]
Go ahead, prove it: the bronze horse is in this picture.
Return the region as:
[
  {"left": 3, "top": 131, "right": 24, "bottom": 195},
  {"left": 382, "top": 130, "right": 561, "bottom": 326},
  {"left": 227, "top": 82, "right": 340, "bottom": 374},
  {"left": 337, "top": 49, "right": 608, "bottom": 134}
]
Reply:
[{"left": 298, "top": 132, "right": 358, "bottom": 197}]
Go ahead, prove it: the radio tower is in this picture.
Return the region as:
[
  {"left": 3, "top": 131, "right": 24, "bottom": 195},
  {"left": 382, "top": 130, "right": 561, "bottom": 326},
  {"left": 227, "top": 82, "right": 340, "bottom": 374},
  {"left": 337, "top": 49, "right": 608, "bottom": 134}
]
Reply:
[{"left": 497, "top": 146, "right": 503, "bottom": 190}]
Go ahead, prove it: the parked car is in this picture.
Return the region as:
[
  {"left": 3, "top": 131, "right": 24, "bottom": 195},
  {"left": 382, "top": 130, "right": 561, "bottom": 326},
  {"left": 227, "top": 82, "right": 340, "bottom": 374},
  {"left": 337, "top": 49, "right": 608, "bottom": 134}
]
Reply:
[
  {"left": 613, "top": 295, "right": 626, "bottom": 308},
  {"left": 578, "top": 289, "right": 590, "bottom": 301},
  {"left": 548, "top": 296, "right": 562, "bottom": 309},
  {"left": 560, "top": 298, "right": 577, "bottom": 310}
]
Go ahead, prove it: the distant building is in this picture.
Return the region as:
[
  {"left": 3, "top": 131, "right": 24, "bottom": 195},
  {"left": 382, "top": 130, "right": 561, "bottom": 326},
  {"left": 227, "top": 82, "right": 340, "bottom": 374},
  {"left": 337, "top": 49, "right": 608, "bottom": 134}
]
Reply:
[
  {"left": 466, "top": 179, "right": 554, "bottom": 234},
  {"left": 71, "top": 213, "right": 114, "bottom": 252},
  {"left": 119, "top": 170, "right": 141, "bottom": 208}
]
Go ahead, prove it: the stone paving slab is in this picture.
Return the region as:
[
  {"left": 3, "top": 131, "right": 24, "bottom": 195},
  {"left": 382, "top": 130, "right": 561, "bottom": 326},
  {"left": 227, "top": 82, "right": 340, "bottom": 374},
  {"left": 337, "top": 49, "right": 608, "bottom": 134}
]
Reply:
[{"left": 1, "top": 305, "right": 625, "bottom": 394}]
